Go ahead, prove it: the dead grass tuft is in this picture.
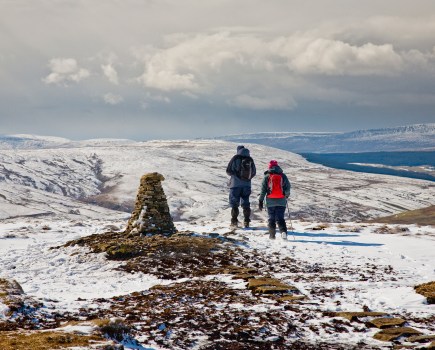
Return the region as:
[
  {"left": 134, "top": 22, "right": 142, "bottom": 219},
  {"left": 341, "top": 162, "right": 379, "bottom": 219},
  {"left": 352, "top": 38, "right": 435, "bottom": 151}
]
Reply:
[
  {"left": 374, "top": 225, "right": 410, "bottom": 234},
  {"left": 310, "top": 223, "right": 330, "bottom": 231},
  {"left": 0, "top": 331, "right": 106, "bottom": 350},
  {"left": 99, "top": 319, "right": 131, "bottom": 341},
  {"left": 415, "top": 281, "right": 435, "bottom": 304}
]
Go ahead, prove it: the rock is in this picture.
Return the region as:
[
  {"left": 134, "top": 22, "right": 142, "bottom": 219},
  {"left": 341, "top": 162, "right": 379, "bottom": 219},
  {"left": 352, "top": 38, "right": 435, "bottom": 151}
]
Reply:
[
  {"left": 124, "top": 173, "right": 176, "bottom": 236},
  {"left": 247, "top": 278, "right": 299, "bottom": 294},
  {"left": 406, "top": 334, "right": 435, "bottom": 343},
  {"left": 333, "top": 311, "right": 387, "bottom": 321},
  {"left": 373, "top": 327, "right": 422, "bottom": 342},
  {"left": 367, "top": 317, "right": 406, "bottom": 329},
  {"left": 415, "top": 281, "right": 435, "bottom": 304},
  {"left": 277, "top": 295, "right": 307, "bottom": 302},
  {"left": 254, "top": 286, "right": 294, "bottom": 294}
]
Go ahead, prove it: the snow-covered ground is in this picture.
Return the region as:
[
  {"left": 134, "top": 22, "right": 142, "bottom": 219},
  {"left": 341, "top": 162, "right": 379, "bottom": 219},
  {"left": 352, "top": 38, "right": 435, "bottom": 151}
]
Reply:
[
  {"left": 0, "top": 137, "right": 434, "bottom": 348},
  {"left": 0, "top": 217, "right": 434, "bottom": 349}
]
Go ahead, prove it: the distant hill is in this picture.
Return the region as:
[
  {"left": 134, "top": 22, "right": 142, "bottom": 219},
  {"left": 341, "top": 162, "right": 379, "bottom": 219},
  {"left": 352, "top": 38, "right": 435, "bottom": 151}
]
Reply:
[
  {"left": 0, "top": 134, "right": 134, "bottom": 150},
  {"left": 368, "top": 205, "right": 435, "bottom": 226},
  {"left": 215, "top": 123, "right": 435, "bottom": 153}
]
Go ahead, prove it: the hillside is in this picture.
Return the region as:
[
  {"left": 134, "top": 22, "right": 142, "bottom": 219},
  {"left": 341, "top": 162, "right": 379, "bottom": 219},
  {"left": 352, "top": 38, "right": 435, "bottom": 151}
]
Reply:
[
  {"left": 0, "top": 139, "right": 433, "bottom": 223},
  {"left": 217, "top": 123, "right": 435, "bottom": 153},
  {"left": 369, "top": 205, "right": 435, "bottom": 225}
]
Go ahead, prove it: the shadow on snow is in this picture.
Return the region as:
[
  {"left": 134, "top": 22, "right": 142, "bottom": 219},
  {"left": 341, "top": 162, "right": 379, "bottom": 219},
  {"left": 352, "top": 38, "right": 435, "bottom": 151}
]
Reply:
[{"left": 285, "top": 231, "right": 383, "bottom": 247}]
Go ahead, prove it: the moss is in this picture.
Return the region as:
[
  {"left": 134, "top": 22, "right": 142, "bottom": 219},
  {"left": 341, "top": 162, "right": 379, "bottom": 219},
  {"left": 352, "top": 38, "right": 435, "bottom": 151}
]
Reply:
[{"left": 106, "top": 243, "right": 142, "bottom": 260}]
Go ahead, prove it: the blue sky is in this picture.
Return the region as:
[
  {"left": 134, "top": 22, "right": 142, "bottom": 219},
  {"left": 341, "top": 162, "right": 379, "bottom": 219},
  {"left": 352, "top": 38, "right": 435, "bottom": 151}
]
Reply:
[{"left": 1, "top": 0, "right": 435, "bottom": 140}]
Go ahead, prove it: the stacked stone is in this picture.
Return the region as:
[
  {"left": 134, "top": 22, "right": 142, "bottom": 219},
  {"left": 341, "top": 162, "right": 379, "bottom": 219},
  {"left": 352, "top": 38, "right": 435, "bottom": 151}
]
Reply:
[{"left": 125, "top": 172, "right": 176, "bottom": 236}]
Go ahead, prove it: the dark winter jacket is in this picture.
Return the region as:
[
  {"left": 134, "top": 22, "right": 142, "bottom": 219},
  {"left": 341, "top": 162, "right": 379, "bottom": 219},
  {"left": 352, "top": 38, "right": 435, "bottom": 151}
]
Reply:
[
  {"left": 226, "top": 147, "right": 256, "bottom": 188},
  {"left": 259, "top": 165, "right": 291, "bottom": 207}
]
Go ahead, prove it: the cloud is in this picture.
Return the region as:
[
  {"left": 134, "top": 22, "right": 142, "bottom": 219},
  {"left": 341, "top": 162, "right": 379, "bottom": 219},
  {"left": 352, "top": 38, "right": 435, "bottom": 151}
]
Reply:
[
  {"left": 136, "top": 32, "right": 272, "bottom": 93},
  {"left": 103, "top": 93, "right": 124, "bottom": 105},
  {"left": 274, "top": 37, "right": 404, "bottom": 75},
  {"left": 135, "top": 31, "right": 407, "bottom": 98},
  {"left": 101, "top": 63, "right": 119, "bottom": 84},
  {"left": 43, "top": 58, "right": 90, "bottom": 85},
  {"left": 229, "top": 94, "right": 297, "bottom": 111},
  {"left": 139, "top": 66, "right": 199, "bottom": 92}
]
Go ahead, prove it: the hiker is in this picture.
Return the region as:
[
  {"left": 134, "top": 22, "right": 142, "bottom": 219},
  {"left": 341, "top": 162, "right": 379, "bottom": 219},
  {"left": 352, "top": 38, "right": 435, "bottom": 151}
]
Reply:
[
  {"left": 226, "top": 145, "right": 256, "bottom": 228},
  {"left": 258, "top": 160, "right": 291, "bottom": 239}
]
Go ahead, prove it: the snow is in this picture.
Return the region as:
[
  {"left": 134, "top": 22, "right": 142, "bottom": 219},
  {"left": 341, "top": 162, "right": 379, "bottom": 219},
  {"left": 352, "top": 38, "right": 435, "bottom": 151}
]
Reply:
[
  {"left": 0, "top": 136, "right": 434, "bottom": 348},
  {"left": 5, "top": 219, "right": 433, "bottom": 316},
  {"left": 0, "top": 220, "right": 172, "bottom": 312}
]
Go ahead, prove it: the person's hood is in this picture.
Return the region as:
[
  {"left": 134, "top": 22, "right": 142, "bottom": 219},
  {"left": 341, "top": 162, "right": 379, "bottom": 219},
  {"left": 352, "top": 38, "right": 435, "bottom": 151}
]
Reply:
[
  {"left": 238, "top": 148, "right": 250, "bottom": 157},
  {"left": 264, "top": 165, "right": 283, "bottom": 175}
]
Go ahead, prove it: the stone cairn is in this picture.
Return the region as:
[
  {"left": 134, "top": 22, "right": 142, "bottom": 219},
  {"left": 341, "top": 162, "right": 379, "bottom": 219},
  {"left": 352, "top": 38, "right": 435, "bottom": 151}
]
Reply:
[{"left": 125, "top": 172, "right": 176, "bottom": 236}]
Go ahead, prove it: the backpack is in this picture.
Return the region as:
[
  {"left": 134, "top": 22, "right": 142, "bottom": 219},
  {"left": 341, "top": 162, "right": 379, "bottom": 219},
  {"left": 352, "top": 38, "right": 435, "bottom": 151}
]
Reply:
[
  {"left": 238, "top": 157, "right": 253, "bottom": 181},
  {"left": 267, "top": 173, "right": 285, "bottom": 198}
]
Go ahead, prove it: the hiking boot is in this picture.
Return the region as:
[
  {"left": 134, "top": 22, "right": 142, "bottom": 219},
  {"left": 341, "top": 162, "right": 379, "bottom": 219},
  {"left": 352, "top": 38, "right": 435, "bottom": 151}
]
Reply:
[
  {"left": 281, "top": 231, "right": 287, "bottom": 240},
  {"left": 243, "top": 221, "right": 249, "bottom": 228},
  {"left": 242, "top": 207, "right": 251, "bottom": 227},
  {"left": 277, "top": 220, "right": 287, "bottom": 233},
  {"left": 230, "top": 206, "right": 239, "bottom": 228},
  {"left": 230, "top": 218, "right": 239, "bottom": 229},
  {"left": 268, "top": 226, "right": 276, "bottom": 239}
]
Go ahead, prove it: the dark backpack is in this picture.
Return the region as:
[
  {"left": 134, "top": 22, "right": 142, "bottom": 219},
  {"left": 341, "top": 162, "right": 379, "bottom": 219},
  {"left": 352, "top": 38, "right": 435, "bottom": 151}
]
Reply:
[{"left": 238, "top": 157, "right": 253, "bottom": 181}]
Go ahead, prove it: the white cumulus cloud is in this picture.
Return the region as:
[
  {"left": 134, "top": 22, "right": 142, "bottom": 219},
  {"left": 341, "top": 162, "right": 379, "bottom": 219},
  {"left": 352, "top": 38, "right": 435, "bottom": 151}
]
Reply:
[
  {"left": 269, "top": 36, "right": 404, "bottom": 76},
  {"left": 102, "top": 63, "right": 119, "bottom": 84},
  {"left": 43, "top": 58, "right": 90, "bottom": 85},
  {"left": 135, "top": 31, "right": 407, "bottom": 99}
]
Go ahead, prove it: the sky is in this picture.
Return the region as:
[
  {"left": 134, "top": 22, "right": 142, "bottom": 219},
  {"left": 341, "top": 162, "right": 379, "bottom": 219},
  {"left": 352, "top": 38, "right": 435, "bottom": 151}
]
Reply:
[{"left": 1, "top": 0, "right": 435, "bottom": 140}]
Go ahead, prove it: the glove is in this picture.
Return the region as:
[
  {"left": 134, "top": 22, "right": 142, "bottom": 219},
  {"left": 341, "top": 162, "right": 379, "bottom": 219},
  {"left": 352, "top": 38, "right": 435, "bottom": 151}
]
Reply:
[{"left": 258, "top": 200, "right": 264, "bottom": 211}]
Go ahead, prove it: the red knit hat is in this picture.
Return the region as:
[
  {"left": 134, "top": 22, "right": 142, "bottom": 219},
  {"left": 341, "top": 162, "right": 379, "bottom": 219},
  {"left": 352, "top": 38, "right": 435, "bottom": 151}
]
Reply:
[{"left": 268, "top": 160, "right": 278, "bottom": 168}]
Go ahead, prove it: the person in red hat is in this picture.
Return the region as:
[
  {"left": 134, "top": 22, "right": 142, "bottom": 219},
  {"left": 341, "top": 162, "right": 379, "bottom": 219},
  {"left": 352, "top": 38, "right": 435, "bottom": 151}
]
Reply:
[{"left": 258, "top": 160, "right": 291, "bottom": 239}]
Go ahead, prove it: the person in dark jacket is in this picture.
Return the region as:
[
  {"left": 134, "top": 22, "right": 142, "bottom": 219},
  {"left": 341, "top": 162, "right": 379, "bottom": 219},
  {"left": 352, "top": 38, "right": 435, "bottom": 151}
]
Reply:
[
  {"left": 226, "top": 145, "right": 256, "bottom": 228},
  {"left": 259, "top": 160, "right": 291, "bottom": 239}
]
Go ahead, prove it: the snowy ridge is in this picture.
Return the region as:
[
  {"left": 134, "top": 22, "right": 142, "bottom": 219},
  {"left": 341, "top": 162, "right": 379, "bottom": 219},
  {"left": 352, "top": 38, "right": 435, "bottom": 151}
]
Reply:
[
  {"left": 0, "top": 134, "right": 135, "bottom": 150},
  {"left": 0, "top": 139, "right": 433, "bottom": 223},
  {"left": 216, "top": 123, "right": 435, "bottom": 153}
]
